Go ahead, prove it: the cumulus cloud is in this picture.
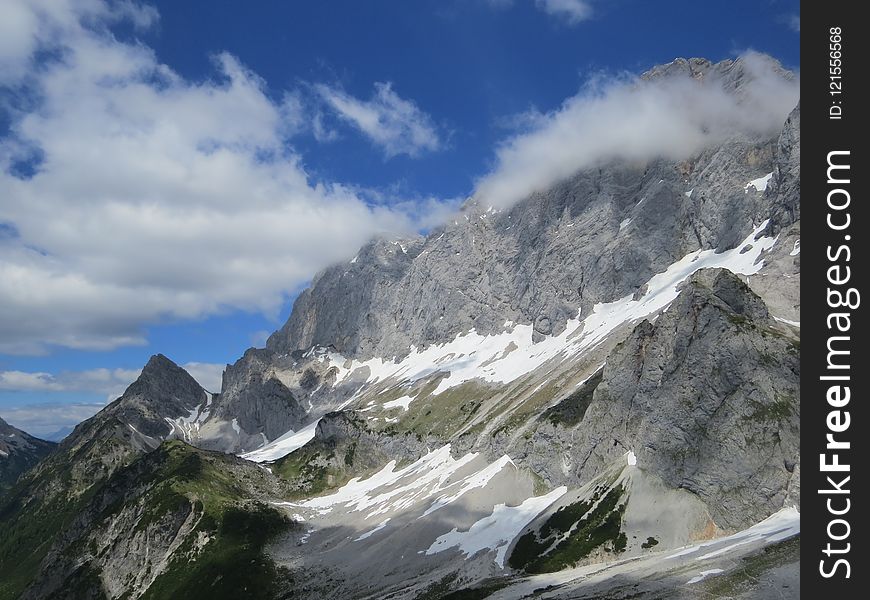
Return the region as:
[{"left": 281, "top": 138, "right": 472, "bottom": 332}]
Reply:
[
  {"left": 1, "top": 402, "right": 104, "bottom": 438},
  {"left": 474, "top": 53, "right": 800, "bottom": 208},
  {"left": 535, "top": 0, "right": 594, "bottom": 24},
  {"left": 180, "top": 362, "right": 225, "bottom": 393},
  {"left": 0, "top": 0, "right": 445, "bottom": 355},
  {"left": 0, "top": 361, "right": 224, "bottom": 400},
  {"left": 315, "top": 82, "right": 442, "bottom": 158},
  {"left": 0, "top": 367, "right": 140, "bottom": 400}
]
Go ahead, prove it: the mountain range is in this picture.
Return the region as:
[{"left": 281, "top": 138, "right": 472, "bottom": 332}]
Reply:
[{"left": 0, "top": 56, "right": 800, "bottom": 600}]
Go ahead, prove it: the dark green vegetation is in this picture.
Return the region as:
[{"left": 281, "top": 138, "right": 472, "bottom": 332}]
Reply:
[
  {"left": 0, "top": 416, "right": 144, "bottom": 600},
  {"left": 141, "top": 503, "right": 291, "bottom": 600},
  {"left": 414, "top": 574, "right": 509, "bottom": 600},
  {"left": 273, "top": 442, "right": 347, "bottom": 498},
  {"left": 399, "top": 381, "right": 493, "bottom": 438},
  {"left": 0, "top": 438, "right": 294, "bottom": 600},
  {"left": 697, "top": 536, "right": 799, "bottom": 597},
  {"left": 435, "top": 580, "right": 510, "bottom": 600},
  {"left": 542, "top": 370, "right": 603, "bottom": 426},
  {"left": 640, "top": 536, "right": 659, "bottom": 549},
  {"left": 508, "top": 483, "right": 628, "bottom": 574}
]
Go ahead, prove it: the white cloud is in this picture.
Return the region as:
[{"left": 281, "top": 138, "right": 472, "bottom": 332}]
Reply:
[
  {"left": 316, "top": 82, "right": 442, "bottom": 158},
  {"left": 0, "top": 367, "right": 141, "bottom": 400},
  {"left": 474, "top": 52, "right": 799, "bottom": 209},
  {"left": 788, "top": 14, "right": 800, "bottom": 32},
  {"left": 0, "top": 1, "right": 445, "bottom": 355},
  {"left": 249, "top": 330, "right": 272, "bottom": 348},
  {"left": 180, "top": 362, "right": 225, "bottom": 393},
  {"left": 535, "top": 0, "right": 594, "bottom": 24},
  {"left": 0, "top": 361, "right": 224, "bottom": 399},
  {"left": 1, "top": 402, "right": 104, "bottom": 438}
]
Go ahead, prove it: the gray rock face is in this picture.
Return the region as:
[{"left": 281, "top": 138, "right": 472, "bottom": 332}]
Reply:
[
  {"left": 211, "top": 348, "right": 305, "bottom": 443},
  {"left": 93, "top": 353, "right": 208, "bottom": 442},
  {"left": 767, "top": 102, "right": 800, "bottom": 234},
  {"left": 268, "top": 60, "right": 798, "bottom": 361},
  {"left": 553, "top": 269, "right": 799, "bottom": 530},
  {"left": 0, "top": 417, "right": 55, "bottom": 490}
]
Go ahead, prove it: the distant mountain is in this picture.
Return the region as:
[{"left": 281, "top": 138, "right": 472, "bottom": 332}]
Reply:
[
  {"left": 42, "top": 426, "right": 74, "bottom": 442},
  {"left": 0, "top": 417, "right": 55, "bottom": 491},
  {"left": 0, "top": 56, "right": 801, "bottom": 600}
]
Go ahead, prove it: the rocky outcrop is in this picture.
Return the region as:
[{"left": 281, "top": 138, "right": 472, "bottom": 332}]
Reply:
[
  {"left": 551, "top": 269, "right": 799, "bottom": 530},
  {"left": 95, "top": 353, "right": 208, "bottom": 441},
  {"left": 0, "top": 356, "right": 212, "bottom": 599},
  {"left": 273, "top": 411, "right": 432, "bottom": 498},
  {"left": 209, "top": 349, "right": 306, "bottom": 444},
  {"left": 0, "top": 417, "right": 55, "bottom": 490},
  {"left": 17, "top": 442, "right": 292, "bottom": 600}
]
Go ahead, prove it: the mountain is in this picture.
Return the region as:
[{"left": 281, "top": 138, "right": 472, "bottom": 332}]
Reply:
[
  {"left": 0, "top": 56, "right": 800, "bottom": 599},
  {"left": 43, "top": 426, "right": 75, "bottom": 442},
  {"left": 0, "top": 417, "right": 55, "bottom": 491}
]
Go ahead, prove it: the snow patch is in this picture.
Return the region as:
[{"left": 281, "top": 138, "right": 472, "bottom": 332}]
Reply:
[
  {"left": 664, "top": 506, "right": 800, "bottom": 561},
  {"left": 278, "top": 445, "right": 522, "bottom": 523},
  {"left": 626, "top": 451, "right": 637, "bottom": 466},
  {"left": 381, "top": 395, "right": 416, "bottom": 411},
  {"left": 774, "top": 316, "right": 800, "bottom": 328},
  {"left": 790, "top": 239, "right": 800, "bottom": 256},
  {"left": 425, "top": 486, "right": 567, "bottom": 567},
  {"left": 744, "top": 172, "right": 773, "bottom": 193},
  {"left": 422, "top": 455, "right": 514, "bottom": 517},
  {"left": 240, "top": 419, "right": 320, "bottom": 463},
  {"left": 354, "top": 518, "right": 391, "bottom": 541},
  {"left": 163, "top": 399, "right": 211, "bottom": 443},
  {"left": 687, "top": 569, "right": 724, "bottom": 585}
]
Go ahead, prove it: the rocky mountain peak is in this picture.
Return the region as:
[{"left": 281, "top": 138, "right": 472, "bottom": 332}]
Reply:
[
  {"left": 125, "top": 353, "right": 205, "bottom": 404},
  {"left": 0, "top": 416, "right": 15, "bottom": 436},
  {"left": 0, "top": 416, "right": 56, "bottom": 490}
]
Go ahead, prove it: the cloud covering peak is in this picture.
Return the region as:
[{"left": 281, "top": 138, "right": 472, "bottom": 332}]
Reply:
[{"left": 474, "top": 53, "right": 799, "bottom": 208}]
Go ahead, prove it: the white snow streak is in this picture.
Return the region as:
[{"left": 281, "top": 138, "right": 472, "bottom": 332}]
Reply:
[
  {"left": 240, "top": 419, "right": 321, "bottom": 462},
  {"left": 665, "top": 506, "right": 800, "bottom": 561},
  {"left": 773, "top": 316, "right": 800, "bottom": 328},
  {"left": 425, "top": 486, "right": 567, "bottom": 567},
  {"left": 686, "top": 569, "right": 724, "bottom": 584},
  {"left": 277, "top": 445, "right": 520, "bottom": 522},
  {"left": 354, "top": 518, "right": 391, "bottom": 541}
]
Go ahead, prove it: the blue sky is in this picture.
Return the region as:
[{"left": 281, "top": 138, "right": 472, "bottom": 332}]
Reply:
[{"left": 0, "top": 0, "right": 799, "bottom": 437}]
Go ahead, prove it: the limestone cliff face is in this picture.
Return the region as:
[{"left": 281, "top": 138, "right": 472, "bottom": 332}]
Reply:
[
  {"left": 522, "top": 269, "right": 799, "bottom": 531},
  {"left": 267, "top": 59, "right": 798, "bottom": 362}
]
